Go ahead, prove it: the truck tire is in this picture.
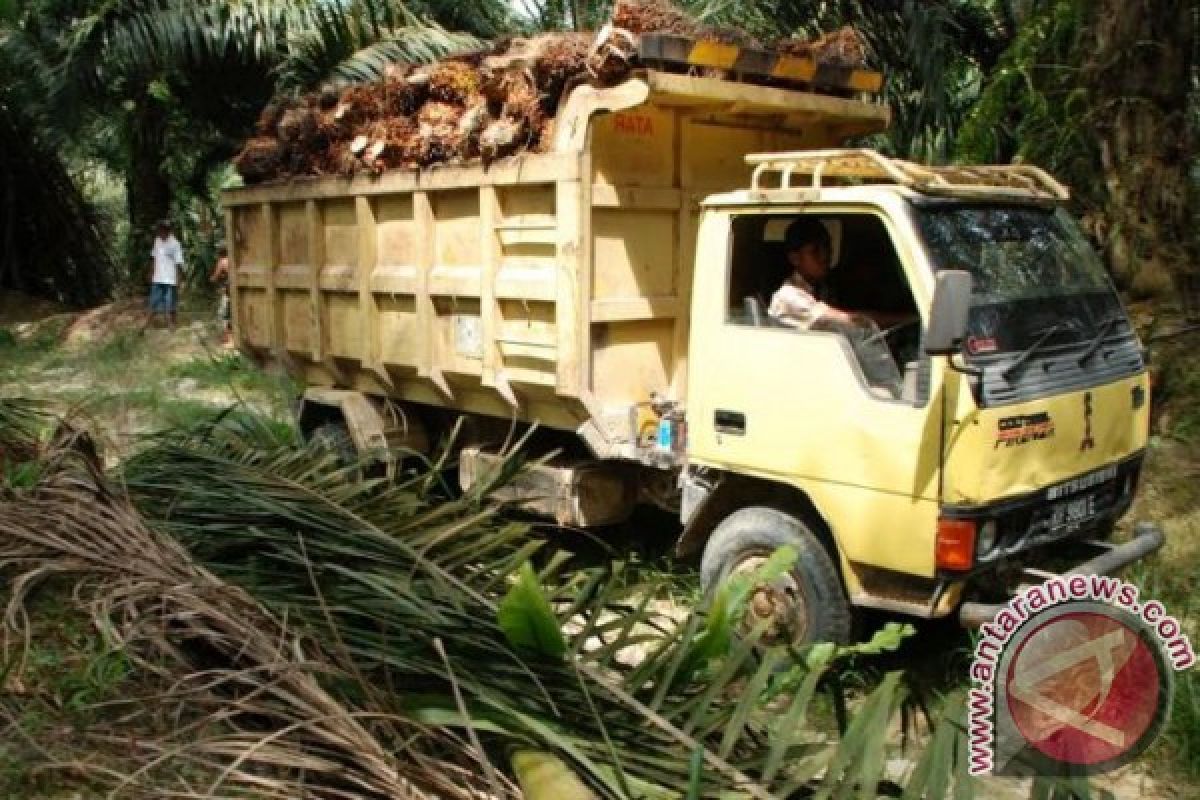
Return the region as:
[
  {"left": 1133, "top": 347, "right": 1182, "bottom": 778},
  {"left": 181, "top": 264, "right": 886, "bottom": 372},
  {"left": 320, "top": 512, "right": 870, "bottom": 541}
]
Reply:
[
  {"left": 308, "top": 421, "right": 357, "bottom": 467},
  {"left": 700, "top": 507, "right": 853, "bottom": 645}
]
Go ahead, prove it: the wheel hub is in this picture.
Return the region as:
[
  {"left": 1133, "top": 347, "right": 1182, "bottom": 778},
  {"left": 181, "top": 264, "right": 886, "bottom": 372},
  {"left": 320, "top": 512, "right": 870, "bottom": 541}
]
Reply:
[{"left": 731, "top": 554, "right": 809, "bottom": 646}]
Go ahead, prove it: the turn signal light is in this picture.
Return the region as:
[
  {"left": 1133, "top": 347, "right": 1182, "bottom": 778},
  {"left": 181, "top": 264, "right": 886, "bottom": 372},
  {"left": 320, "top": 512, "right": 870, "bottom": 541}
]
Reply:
[{"left": 936, "top": 518, "right": 976, "bottom": 571}]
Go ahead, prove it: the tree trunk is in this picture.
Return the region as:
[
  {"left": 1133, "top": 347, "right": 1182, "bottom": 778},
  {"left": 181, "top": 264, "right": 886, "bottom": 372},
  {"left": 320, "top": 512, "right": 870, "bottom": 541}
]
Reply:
[
  {"left": 1081, "top": 0, "right": 1196, "bottom": 295},
  {"left": 3, "top": 166, "right": 21, "bottom": 293},
  {"left": 125, "top": 96, "right": 171, "bottom": 286}
]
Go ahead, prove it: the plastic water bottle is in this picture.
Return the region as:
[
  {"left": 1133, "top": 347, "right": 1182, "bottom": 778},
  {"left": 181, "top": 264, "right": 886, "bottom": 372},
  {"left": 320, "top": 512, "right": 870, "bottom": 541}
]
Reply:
[{"left": 657, "top": 415, "right": 673, "bottom": 451}]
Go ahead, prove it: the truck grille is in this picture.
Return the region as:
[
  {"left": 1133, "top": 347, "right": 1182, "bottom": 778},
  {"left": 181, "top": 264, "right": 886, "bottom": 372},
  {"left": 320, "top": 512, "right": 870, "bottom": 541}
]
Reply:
[
  {"left": 976, "top": 455, "right": 1142, "bottom": 566},
  {"left": 972, "top": 328, "right": 1144, "bottom": 407}
]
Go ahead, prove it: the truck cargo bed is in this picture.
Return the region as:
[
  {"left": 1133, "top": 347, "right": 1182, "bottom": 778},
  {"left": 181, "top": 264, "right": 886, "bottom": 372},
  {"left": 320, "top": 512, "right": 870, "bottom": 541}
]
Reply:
[{"left": 223, "top": 72, "right": 889, "bottom": 458}]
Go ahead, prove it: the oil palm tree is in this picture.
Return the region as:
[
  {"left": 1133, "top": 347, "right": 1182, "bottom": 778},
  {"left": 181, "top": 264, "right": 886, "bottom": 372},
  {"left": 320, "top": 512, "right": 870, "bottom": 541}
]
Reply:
[
  {"left": 50, "top": 0, "right": 507, "bottom": 278},
  {"left": 0, "top": 3, "right": 115, "bottom": 305},
  {"left": 959, "top": 0, "right": 1196, "bottom": 292}
]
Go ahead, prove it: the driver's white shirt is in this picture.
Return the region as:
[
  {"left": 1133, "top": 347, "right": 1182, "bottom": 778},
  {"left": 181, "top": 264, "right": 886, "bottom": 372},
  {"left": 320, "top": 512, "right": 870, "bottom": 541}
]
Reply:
[{"left": 768, "top": 274, "right": 828, "bottom": 330}]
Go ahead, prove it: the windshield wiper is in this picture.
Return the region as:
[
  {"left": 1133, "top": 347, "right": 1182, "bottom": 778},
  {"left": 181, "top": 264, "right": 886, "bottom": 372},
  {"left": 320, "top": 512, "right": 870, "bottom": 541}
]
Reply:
[
  {"left": 1002, "top": 322, "right": 1072, "bottom": 383},
  {"left": 1077, "top": 315, "right": 1123, "bottom": 367}
]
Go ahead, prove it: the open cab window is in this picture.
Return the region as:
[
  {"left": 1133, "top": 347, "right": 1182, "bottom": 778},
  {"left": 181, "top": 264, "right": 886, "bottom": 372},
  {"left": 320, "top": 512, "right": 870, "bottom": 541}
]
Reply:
[{"left": 726, "top": 212, "right": 923, "bottom": 403}]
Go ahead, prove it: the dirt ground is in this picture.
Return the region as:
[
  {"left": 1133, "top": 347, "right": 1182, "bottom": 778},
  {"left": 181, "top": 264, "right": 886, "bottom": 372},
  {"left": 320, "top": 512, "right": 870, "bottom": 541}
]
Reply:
[
  {"left": 0, "top": 292, "right": 292, "bottom": 466},
  {"left": 0, "top": 289, "right": 69, "bottom": 325}
]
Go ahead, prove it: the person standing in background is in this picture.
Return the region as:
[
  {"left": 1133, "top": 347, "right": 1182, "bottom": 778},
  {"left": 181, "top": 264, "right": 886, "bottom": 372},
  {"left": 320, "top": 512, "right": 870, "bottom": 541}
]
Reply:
[
  {"left": 146, "top": 219, "right": 184, "bottom": 331},
  {"left": 209, "top": 245, "right": 232, "bottom": 345}
]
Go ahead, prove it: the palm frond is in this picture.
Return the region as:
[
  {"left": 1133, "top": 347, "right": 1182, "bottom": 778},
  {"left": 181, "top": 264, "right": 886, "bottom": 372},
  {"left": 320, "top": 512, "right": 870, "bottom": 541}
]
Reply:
[
  {"left": 279, "top": 21, "right": 481, "bottom": 91},
  {"left": 404, "top": 0, "right": 516, "bottom": 38},
  {"left": 0, "top": 408, "right": 982, "bottom": 798},
  {"left": 60, "top": 0, "right": 445, "bottom": 95},
  {"left": 117, "top": 412, "right": 976, "bottom": 798},
  {"left": 1, "top": 447, "right": 495, "bottom": 799}
]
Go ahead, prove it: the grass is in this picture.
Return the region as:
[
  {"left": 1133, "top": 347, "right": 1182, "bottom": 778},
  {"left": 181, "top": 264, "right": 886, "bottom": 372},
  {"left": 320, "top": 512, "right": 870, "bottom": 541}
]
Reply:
[
  {"left": 0, "top": 317, "right": 72, "bottom": 378},
  {"left": 1155, "top": 338, "right": 1200, "bottom": 444},
  {"left": 167, "top": 350, "right": 281, "bottom": 395},
  {"left": 0, "top": 579, "right": 140, "bottom": 797},
  {"left": 0, "top": 313, "right": 295, "bottom": 454},
  {"left": 1121, "top": 338, "right": 1200, "bottom": 784}
]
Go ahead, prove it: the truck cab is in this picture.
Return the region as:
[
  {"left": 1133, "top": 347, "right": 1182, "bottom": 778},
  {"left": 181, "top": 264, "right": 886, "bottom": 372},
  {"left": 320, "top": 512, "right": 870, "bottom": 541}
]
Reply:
[{"left": 682, "top": 150, "right": 1161, "bottom": 642}]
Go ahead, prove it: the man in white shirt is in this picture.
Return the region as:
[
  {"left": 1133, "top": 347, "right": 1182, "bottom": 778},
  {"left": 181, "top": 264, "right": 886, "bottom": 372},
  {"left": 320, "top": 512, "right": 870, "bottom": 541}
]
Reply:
[
  {"left": 768, "top": 217, "right": 917, "bottom": 398},
  {"left": 768, "top": 217, "right": 915, "bottom": 331},
  {"left": 768, "top": 218, "right": 855, "bottom": 330},
  {"left": 147, "top": 219, "right": 184, "bottom": 330}
]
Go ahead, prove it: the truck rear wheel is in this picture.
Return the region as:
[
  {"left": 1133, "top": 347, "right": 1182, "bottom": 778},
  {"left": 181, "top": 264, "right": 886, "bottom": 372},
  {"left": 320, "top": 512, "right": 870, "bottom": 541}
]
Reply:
[
  {"left": 700, "top": 507, "right": 853, "bottom": 646},
  {"left": 308, "top": 421, "right": 357, "bottom": 467}
]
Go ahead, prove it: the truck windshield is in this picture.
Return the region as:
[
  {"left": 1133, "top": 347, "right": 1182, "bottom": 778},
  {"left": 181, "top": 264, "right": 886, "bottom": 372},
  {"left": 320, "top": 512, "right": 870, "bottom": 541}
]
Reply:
[{"left": 913, "top": 203, "right": 1143, "bottom": 404}]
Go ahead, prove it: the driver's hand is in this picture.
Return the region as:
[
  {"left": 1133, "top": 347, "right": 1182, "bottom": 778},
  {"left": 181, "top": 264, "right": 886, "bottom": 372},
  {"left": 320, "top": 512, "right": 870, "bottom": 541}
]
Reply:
[{"left": 846, "top": 313, "right": 877, "bottom": 334}]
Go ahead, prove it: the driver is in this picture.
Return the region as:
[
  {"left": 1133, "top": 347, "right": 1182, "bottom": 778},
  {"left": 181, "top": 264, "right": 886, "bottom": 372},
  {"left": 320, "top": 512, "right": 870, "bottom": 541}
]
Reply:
[
  {"left": 768, "top": 218, "right": 916, "bottom": 331},
  {"left": 768, "top": 218, "right": 851, "bottom": 330}
]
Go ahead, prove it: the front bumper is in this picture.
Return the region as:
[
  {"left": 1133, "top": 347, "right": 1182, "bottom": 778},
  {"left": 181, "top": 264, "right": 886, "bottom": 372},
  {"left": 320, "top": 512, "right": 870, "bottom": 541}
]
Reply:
[
  {"left": 958, "top": 521, "right": 1166, "bottom": 627},
  {"left": 940, "top": 453, "right": 1144, "bottom": 579}
]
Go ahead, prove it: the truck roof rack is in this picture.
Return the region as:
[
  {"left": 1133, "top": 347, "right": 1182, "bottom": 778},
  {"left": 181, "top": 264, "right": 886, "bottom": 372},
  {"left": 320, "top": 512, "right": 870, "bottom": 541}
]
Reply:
[{"left": 745, "top": 148, "right": 1070, "bottom": 201}]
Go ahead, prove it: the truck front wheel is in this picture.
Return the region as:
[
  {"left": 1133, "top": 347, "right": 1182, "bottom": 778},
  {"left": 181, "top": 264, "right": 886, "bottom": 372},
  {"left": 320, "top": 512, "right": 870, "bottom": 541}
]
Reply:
[{"left": 700, "top": 507, "right": 853, "bottom": 646}]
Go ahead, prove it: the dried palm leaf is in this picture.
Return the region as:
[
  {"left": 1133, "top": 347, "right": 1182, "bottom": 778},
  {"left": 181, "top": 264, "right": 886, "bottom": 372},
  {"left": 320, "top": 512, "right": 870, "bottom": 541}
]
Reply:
[{"left": 0, "top": 409, "right": 978, "bottom": 799}]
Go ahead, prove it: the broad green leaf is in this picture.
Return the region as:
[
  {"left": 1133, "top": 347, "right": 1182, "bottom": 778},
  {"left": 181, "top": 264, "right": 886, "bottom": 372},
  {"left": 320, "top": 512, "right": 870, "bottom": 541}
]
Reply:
[
  {"left": 953, "top": 703, "right": 976, "bottom": 800},
  {"left": 719, "top": 649, "right": 781, "bottom": 758},
  {"left": 763, "top": 660, "right": 828, "bottom": 784},
  {"left": 723, "top": 544, "right": 799, "bottom": 613},
  {"left": 836, "top": 622, "right": 916, "bottom": 658},
  {"left": 814, "top": 671, "right": 905, "bottom": 800},
  {"left": 498, "top": 561, "right": 567, "bottom": 660},
  {"left": 511, "top": 750, "right": 597, "bottom": 800},
  {"left": 806, "top": 641, "right": 837, "bottom": 669}
]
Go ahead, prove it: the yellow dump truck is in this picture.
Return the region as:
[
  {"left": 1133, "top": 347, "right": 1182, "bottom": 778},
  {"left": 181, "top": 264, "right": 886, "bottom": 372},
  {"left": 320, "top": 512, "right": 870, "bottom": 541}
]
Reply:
[{"left": 223, "top": 59, "right": 1163, "bottom": 643}]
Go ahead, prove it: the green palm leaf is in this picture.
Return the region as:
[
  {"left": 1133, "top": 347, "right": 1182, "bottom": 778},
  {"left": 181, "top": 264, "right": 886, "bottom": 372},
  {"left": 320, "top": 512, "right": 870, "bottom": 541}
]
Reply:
[{"left": 499, "top": 561, "right": 569, "bottom": 659}]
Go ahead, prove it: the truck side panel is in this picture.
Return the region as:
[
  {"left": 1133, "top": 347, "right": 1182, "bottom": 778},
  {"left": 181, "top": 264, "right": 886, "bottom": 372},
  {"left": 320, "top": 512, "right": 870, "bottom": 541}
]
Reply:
[{"left": 229, "top": 162, "right": 585, "bottom": 432}]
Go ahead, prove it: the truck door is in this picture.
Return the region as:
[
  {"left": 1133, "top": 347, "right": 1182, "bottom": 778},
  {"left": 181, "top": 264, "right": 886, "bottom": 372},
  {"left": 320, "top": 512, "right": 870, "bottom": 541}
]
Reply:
[{"left": 687, "top": 209, "right": 943, "bottom": 578}]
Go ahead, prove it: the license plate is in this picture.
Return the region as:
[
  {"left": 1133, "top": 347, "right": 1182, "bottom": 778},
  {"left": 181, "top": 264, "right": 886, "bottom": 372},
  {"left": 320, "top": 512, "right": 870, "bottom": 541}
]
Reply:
[{"left": 1047, "top": 492, "right": 1098, "bottom": 531}]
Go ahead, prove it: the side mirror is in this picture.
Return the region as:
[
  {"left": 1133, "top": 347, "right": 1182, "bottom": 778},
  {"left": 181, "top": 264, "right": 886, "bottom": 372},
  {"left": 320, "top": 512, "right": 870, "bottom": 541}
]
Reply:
[{"left": 924, "top": 270, "right": 973, "bottom": 356}]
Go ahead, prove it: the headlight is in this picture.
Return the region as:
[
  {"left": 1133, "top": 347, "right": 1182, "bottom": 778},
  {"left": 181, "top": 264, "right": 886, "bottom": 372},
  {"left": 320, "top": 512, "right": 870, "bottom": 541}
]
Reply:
[{"left": 977, "top": 520, "right": 998, "bottom": 555}]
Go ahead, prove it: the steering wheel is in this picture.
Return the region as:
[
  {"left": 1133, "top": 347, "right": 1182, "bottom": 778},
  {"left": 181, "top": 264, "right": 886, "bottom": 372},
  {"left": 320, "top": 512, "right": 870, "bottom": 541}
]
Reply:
[{"left": 859, "top": 317, "right": 921, "bottom": 349}]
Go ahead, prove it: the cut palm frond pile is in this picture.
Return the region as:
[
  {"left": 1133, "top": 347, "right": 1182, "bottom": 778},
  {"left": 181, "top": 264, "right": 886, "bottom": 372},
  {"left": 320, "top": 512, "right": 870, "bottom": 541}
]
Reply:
[
  {"left": 234, "top": 0, "right": 869, "bottom": 184},
  {"left": 0, "top": 410, "right": 974, "bottom": 798},
  {"left": 0, "top": 396, "right": 42, "bottom": 460}
]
